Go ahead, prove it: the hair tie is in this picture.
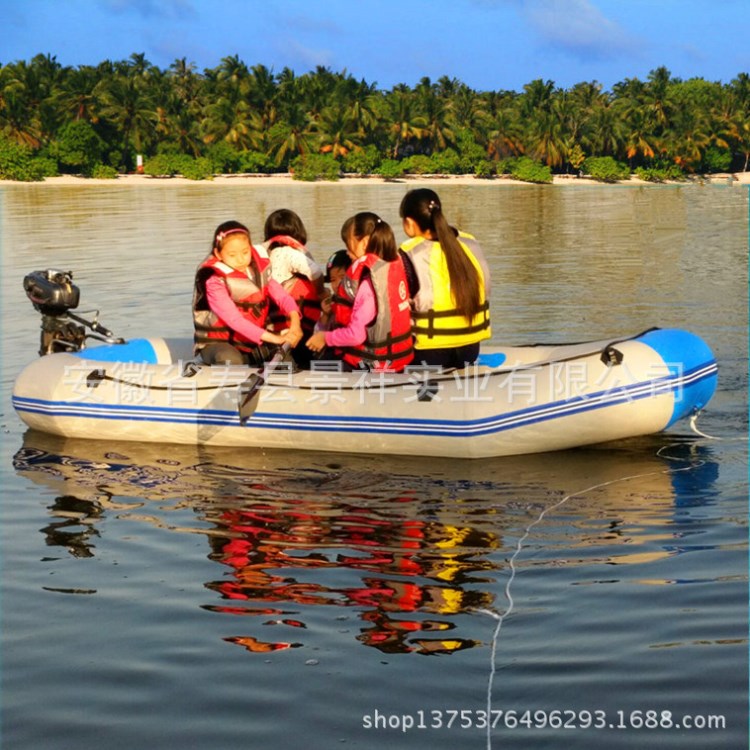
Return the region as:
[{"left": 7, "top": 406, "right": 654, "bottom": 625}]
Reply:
[
  {"left": 216, "top": 227, "right": 249, "bottom": 244},
  {"left": 374, "top": 216, "right": 382, "bottom": 225},
  {"left": 427, "top": 200, "right": 439, "bottom": 213}
]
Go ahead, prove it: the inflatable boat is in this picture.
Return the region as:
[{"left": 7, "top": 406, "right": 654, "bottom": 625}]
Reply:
[{"left": 12, "top": 270, "right": 718, "bottom": 459}]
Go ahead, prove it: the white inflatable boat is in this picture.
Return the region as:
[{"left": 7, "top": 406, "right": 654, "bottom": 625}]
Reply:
[{"left": 12, "top": 328, "right": 718, "bottom": 458}]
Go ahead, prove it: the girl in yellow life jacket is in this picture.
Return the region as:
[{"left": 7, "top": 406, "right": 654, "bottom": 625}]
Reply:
[{"left": 399, "top": 188, "right": 491, "bottom": 369}]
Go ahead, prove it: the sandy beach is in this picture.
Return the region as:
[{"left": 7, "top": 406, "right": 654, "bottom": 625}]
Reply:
[{"left": 3, "top": 171, "right": 749, "bottom": 187}]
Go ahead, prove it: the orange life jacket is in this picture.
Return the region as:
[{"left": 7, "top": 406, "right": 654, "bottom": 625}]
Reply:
[
  {"left": 265, "top": 235, "right": 322, "bottom": 336},
  {"left": 193, "top": 251, "right": 271, "bottom": 359},
  {"left": 331, "top": 254, "right": 414, "bottom": 372}
]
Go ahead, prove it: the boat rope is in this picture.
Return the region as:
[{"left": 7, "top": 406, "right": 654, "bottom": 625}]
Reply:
[
  {"left": 81, "top": 334, "right": 645, "bottom": 394},
  {"left": 474, "top": 446, "right": 709, "bottom": 750},
  {"left": 689, "top": 410, "right": 723, "bottom": 440}
]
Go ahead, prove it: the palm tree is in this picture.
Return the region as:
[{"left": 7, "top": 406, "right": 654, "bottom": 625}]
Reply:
[
  {"left": 621, "top": 106, "right": 658, "bottom": 164},
  {"left": 247, "top": 63, "right": 278, "bottom": 131},
  {"left": 526, "top": 105, "right": 567, "bottom": 169},
  {"left": 268, "top": 99, "right": 313, "bottom": 167},
  {"left": 385, "top": 88, "right": 427, "bottom": 158},
  {"left": 666, "top": 104, "right": 711, "bottom": 171},
  {"left": 415, "top": 77, "right": 454, "bottom": 153},
  {"left": 486, "top": 107, "right": 525, "bottom": 161},
  {"left": 577, "top": 93, "right": 624, "bottom": 160},
  {"left": 216, "top": 55, "right": 250, "bottom": 94},
  {"left": 314, "top": 103, "right": 359, "bottom": 158},
  {"left": 52, "top": 65, "right": 102, "bottom": 123},
  {"left": 94, "top": 73, "right": 157, "bottom": 157},
  {"left": 644, "top": 66, "right": 675, "bottom": 135},
  {"left": 0, "top": 60, "right": 44, "bottom": 147},
  {"left": 168, "top": 58, "right": 203, "bottom": 111},
  {"left": 201, "top": 96, "right": 259, "bottom": 150},
  {"left": 448, "top": 83, "right": 485, "bottom": 131},
  {"left": 520, "top": 79, "right": 556, "bottom": 119}
]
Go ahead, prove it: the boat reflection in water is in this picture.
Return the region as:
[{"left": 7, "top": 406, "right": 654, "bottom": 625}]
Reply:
[{"left": 13, "top": 430, "right": 719, "bottom": 655}]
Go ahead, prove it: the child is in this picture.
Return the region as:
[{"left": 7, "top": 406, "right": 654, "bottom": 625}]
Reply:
[
  {"left": 317, "top": 249, "right": 352, "bottom": 331},
  {"left": 399, "top": 188, "right": 491, "bottom": 368},
  {"left": 306, "top": 213, "right": 413, "bottom": 372},
  {"left": 262, "top": 208, "right": 325, "bottom": 368},
  {"left": 193, "top": 220, "right": 303, "bottom": 366},
  {"left": 324, "top": 249, "right": 351, "bottom": 291}
]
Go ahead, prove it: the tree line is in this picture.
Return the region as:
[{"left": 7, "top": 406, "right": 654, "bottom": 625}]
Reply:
[{"left": 1, "top": 53, "right": 749, "bottom": 182}]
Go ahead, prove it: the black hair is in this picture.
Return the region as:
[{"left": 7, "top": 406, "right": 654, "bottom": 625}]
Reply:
[
  {"left": 399, "top": 188, "right": 481, "bottom": 319},
  {"left": 341, "top": 212, "right": 398, "bottom": 261},
  {"left": 263, "top": 209, "right": 308, "bottom": 247}
]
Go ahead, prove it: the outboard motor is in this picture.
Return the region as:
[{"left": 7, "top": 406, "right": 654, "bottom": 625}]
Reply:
[{"left": 23, "top": 269, "right": 124, "bottom": 356}]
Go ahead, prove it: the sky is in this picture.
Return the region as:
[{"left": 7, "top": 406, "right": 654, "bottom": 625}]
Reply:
[{"left": 2, "top": 0, "right": 749, "bottom": 92}]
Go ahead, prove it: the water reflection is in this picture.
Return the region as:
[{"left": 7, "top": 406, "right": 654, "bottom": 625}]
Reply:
[{"left": 14, "top": 430, "right": 721, "bottom": 655}]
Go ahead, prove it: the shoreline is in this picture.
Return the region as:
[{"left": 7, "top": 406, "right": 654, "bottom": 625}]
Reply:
[{"left": 1, "top": 171, "right": 749, "bottom": 187}]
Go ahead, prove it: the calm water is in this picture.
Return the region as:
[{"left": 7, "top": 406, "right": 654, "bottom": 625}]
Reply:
[{"left": 1, "top": 180, "right": 748, "bottom": 749}]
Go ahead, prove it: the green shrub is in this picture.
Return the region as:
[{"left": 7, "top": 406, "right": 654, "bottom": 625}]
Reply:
[
  {"left": 342, "top": 145, "right": 380, "bottom": 175},
  {"left": 91, "top": 164, "right": 119, "bottom": 179},
  {"left": 144, "top": 153, "right": 180, "bottom": 177},
  {"left": 375, "top": 159, "right": 405, "bottom": 179},
  {"left": 30, "top": 156, "right": 59, "bottom": 178},
  {"left": 402, "top": 154, "right": 434, "bottom": 174},
  {"left": 582, "top": 156, "right": 630, "bottom": 183},
  {"left": 50, "top": 121, "right": 105, "bottom": 175},
  {"left": 567, "top": 143, "right": 586, "bottom": 172},
  {"left": 455, "top": 129, "right": 486, "bottom": 174},
  {"left": 495, "top": 158, "right": 516, "bottom": 175},
  {"left": 144, "top": 153, "right": 205, "bottom": 177},
  {"left": 509, "top": 156, "right": 553, "bottom": 184},
  {"left": 703, "top": 147, "right": 732, "bottom": 174},
  {"left": 206, "top": 142, "right": 241, "bottom": 174},
  {"left": 291, "top": 153, "right": 340, "bottom": 181},
  {"left": 474, "top": 159, "right": 496, "bottom": 178},
  {"left": 180, "top": 156, "right": 214, "bottom": 180},
  {"left": 238, "top": 150, "right": 271, "bottom": 173},
  {"left": 634, "top": 165, "right": 685, "bottom": 183},
  {"left": 429, "top": 149, "right": 460, "bottom": 175},
  {"left": 0, "top": 136, "right": 45, "bottom": 181}
]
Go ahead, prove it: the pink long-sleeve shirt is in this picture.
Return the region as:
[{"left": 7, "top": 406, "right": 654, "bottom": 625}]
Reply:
[
  {"left": 205, "top": 274, "right": 300, "bottom": 344},
  {"left": 324, "top": 266, "right": 377, "bottom": 348}
]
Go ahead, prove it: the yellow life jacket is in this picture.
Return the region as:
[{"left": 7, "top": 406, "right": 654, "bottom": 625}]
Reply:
[{"left": 400, "top": 231, "right": 491, "bottom": 349}]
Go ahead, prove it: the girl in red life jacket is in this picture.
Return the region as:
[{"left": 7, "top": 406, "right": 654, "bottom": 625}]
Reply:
[
  {"left": 306, "top": 213, "right": 414, "bottom": 373},
  {"left": 193, "top": 220, "right": 303, "bottom": 366},
  {"left": 261, "top": 209, "right": 325, "bottom": 369}
]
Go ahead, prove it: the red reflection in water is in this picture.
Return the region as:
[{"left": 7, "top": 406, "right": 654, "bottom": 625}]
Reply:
[{"left": 204, "top": 499, "right": 498, "bottom": 655}]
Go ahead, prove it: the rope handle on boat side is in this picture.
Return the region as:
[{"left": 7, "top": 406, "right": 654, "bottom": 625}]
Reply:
[
  {"left": 600, "top": 345, "right": 624, "bottom": 366},
  {"left": 84, "top": 368, "right": 243, "bottom": 392}
]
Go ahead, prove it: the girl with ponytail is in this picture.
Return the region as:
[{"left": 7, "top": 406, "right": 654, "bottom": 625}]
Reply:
[
  {"left": 306, "top": 212, "right": 413, "bottom": 372},
  {"left": 399, "top": 188, "right": 491, "bottom": 368}
]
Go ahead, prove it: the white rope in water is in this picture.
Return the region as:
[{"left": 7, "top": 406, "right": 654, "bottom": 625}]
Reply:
[
  {"left": 689, "top": 411, "right": 723, "bottom": 440},
  {"left": 475, "top": 443, "right": 715, "bottom": 750}
]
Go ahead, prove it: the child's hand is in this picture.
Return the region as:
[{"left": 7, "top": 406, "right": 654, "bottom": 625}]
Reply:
[
  {"left": 306, "top": 331, "right": 326, "bottom": 353},
  {"left": 281, "top": 324, "right": 303, "bottom": 348}
]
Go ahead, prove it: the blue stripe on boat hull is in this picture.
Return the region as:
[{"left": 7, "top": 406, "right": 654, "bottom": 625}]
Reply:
[{"left": 11, "top": 359, "right": 718, "bottom": 440}]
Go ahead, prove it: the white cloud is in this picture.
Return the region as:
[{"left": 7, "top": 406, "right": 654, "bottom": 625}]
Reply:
[
  {"left": 279, "top": 39, "right": 336, "bottom": 70},
  {"left": 102, "top": 0, "right": 196, "bottom": 20},
  {"left": 522, "top": 0, "right": 640, "bottom": 60}
]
